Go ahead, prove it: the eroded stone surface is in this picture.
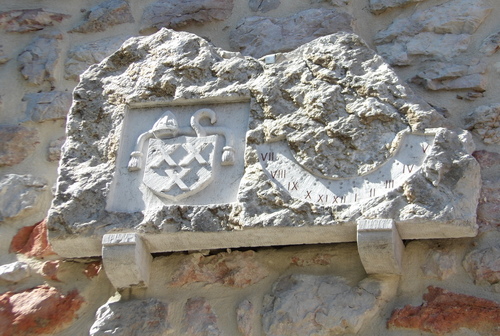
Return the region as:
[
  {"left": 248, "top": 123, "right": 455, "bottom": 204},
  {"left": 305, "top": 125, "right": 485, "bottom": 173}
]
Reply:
[
  {"left": 89, "top": 299, "right": 170, "bottom": 336},
  {"left": 262, "top": 274, "right": 384, "bottom": 335},
  {"left": 65, "top": 35, "right": 130, "bottom": 81},
  {"left": 70, "top": 0, "right": 134, "bottom": 33},
  {"left": 140, "top": 0, "right": 234, "bottom": 32},
  {"left": 17, "top": 32, "right": 62, "bottom": 86},
  {"left": 388, "top": 286, "right": 500, "bottom": 335},
  {"left": 84, "top": 261, "right": 102, "bottom": 279},
  {"left": 466, "top": 104, "right": 500, "bottom": 144},
  {"left": 10, "top": 220, "right": 55, "bottom": 258},
  {"left": 480, "top": 31, "right": 500, "bottom": 56},
  {"left": 375, "top": 0, "right": 492, "bottom": 65},
  {"left": 170, "top": 250, "right": 268, "bottom": 288},
  {"left": 411, "top": 61, "right": 487, "bottom": 91},
  {"left": 181, "top": 297, "right": 222, "bottom": 336},
  {"left": 0, "top": 174, "right": 46, "bottom": 221},
  {"left": 0, "top": 262, "right": 30, "bottom": 283},
  {"left": 23, "top": 91, "right": 72, "bottom": 122},
  {"left": 249, "top": 0, "right": 280, "bottom": 12},
  {"left": 41, "top": 260, "right": 61, "bottom": 281},
  {"left": 463, "top": 247, "right": 500, "bottom": 285},
  {"left": 472, "top": 150, "right": 500, "bottom": 226},
  {"left": 369, "top": 0, "right": 426, "bottom": 14},
  {"left": 421, "top": 249, "right": 458, "bottom": 280},
  {"left": 0, "top": 125, "right": 38, "bottom": 167},
  {"left": 229, "top": 8, "right": 353, "bottom": 58},
  {"left": 237, "top": 299, "right": 254, "bottom": 336},
  {"left": 47, "top": 29, "right": 479, "bottom": 258},
  {"left": 0, "top": 9, "right": 70, "bottom": 33},
  {"left": 0, "top": 285, "right": 84, "bottom": 335},
  {"left": 48, "top": 136, "right": 65, "bottom": 162}
]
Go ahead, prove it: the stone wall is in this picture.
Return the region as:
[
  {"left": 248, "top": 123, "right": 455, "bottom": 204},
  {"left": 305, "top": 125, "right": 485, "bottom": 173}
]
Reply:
[{"left": 1, "top": 0, "right": 500, "bottom": 335}]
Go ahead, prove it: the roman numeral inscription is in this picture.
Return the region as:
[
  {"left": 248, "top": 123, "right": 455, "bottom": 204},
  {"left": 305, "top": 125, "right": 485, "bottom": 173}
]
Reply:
[{"left": 257, "top": 132, "right": 434, "bottom": 205}]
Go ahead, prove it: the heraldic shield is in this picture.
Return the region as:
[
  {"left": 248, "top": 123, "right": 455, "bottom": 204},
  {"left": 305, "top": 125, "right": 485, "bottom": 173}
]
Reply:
[{"left": 143, "top": 135, "right": 219, "bottom": 201}]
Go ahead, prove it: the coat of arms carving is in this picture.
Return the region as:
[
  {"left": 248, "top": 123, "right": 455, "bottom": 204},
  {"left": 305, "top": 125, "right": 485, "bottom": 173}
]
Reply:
[{"left": 127, "top": 108, "right": 235, "bottom": 201}]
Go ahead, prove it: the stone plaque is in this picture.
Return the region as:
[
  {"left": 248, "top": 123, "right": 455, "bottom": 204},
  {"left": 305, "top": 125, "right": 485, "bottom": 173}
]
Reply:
[
  {"left": 47, "top": 29, "right": 480, "bottom": 258},
  {"left": 107, "top": 103, "right": 249, "bottom": 211}
]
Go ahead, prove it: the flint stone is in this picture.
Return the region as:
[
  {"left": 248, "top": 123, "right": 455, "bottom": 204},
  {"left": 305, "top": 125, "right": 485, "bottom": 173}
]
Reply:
[
  {"left": 18, "top": 32, "right": 62, "bottom": 86},
  {"left": 70, "top": 0, "right": 134, "bottom": 34},
  {"left": 249, "top": 0, "right": 280, "bottom": 12},
  {"left": 182, "top": 298, "right": 222, "bottom": 336},
  {"left": 46, "top": 29, "right": 479, "bottom": 258},
  {"left": 465, "top": 104, "right": 500, "bottom": 144},
  {"left": 0, "top": 261, "right": 30, "bottom": 282},
  {"left": 375, "top": 0, "right": 492, "bottom": 65},
  {"left": 23, "top": 91, "right": 72, "bottom": 122},
  {"left": 0, "top": 175, "right": 46, "bottom": 221},
  {"left": 140, "top": 0, "right": 234, "bottom": 32},
  {"left": 0, "top": 125, "right": 38, "bottom": 167},
  {"left": 65, "top": 35, "right": 131, "bottom": 81},
  {"left": 90, "top": 299, "right": 171, "bottom": 336},
  {"left": 463, "top": 247, "right": 500, "bottom": 285},
  {"left": 0, "top": 9, "right": 70, "bottom": 33},
  {"left": 369, "top": 0, "right": 426, "bottom": 14},
  {"left": 229, "top": 8, "right": 353, "bottom": 58},
  {"left": 262, "top": 274, "right": 384, "bottom": 335}
]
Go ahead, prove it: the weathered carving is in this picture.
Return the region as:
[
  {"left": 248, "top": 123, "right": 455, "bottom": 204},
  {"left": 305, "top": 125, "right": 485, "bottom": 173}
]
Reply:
[{"left": 47, "top": 29, "right": 480, "bottom": 260}]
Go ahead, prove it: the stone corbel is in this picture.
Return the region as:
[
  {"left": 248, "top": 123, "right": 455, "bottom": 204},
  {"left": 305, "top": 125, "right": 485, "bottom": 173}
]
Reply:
[
  {"left": 357, "top": 218, "right": 404, "bottom": 275},
  {"left": 102, "top": 233, "right": 152, "bottom": 289}
]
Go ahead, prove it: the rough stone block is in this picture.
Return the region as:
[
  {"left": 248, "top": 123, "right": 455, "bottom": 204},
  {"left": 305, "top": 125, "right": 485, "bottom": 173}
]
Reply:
[
  {"left": 466, "top": 104, "right": 500, "bottom": 144},
  {"left": 374, "top": 0, "right": 492, "bottom": 65},
  {"left": 70, "top": 0, "right": 134, "bottom": 33},
  {"left": 229, "top": 8, "right": 353, "bottom": 58},
  {"left": 17, "top": 31, "right": 62, "bottom": 86},
  {"left": 369, "top": 0, "right": 426, "bottom": 14},
  {"left": 181, "top": 298, "right": 222, "bottom": 336},
  {"left": 64, "top": 35, "right": 130, "bottom": 81},
  {"left": 0, "top": 125, "right": 38, "bottom": 167},
  {"left": 23, "top": 91, "right": 72, "bottom": 122},
  {"left": 0, "top": 9, "right": 70, "bottom": 33},
  {"left": 463, "top": 247, "right": 500, "bottom": 285},
  {"left": 249, "top": 0, "right": 280, "bottom": 13},
  {"left": 389, "top": 286, "right": 500, "bottom": 335},
  {"left": 140, "top": 0, "right": 234, "bottom": 32},
  {"left": 263, "top": 274, "right": 385, "bottom": 335},
  {"left": 0, "top": 261, "right": 30, "bottom": 282},
  {"left": 47, "top": 136, "right": 65, "bottom": 162},
  {"left": 357, "top": 219, "right": 404, "bottom": 275},
  {"left": 0, "top": 175, "right": 46, "bottom": 221},
  {"left": 46, "top": 29, "right": 480, "bottom": 259},
  {"left": 90, "top": 299, "right": 170, "bottom": 336},
  {"left": 0, "top": 285, "right": 83, "bottom": 335},
  {"left": 236, "top": 299, "right": 254, "bottom": 336},
  {"left": 169, "top": 250, "right": 268, "bottom": 288},
  {"left": 102, "top": 233, "right": 152, "bottom": 289},
  {"left": 10, "top": 220, "right": 55, "bottom": 257}
]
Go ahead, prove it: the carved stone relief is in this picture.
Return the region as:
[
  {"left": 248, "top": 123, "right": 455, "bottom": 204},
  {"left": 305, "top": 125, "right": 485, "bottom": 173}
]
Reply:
[{"left": 47, "top": 29, "right": 480, "bottom": 259}]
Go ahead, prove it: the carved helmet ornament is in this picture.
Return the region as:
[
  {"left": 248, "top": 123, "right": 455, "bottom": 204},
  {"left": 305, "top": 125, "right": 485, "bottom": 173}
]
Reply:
[{"left": 127, "top": 108, "right": 235, "bottom": 201}]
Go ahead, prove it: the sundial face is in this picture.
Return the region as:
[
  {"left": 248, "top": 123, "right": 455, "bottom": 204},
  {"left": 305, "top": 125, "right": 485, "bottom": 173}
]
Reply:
[{"left": 258, "top": 130, "right": 435, "bottom": 205}]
